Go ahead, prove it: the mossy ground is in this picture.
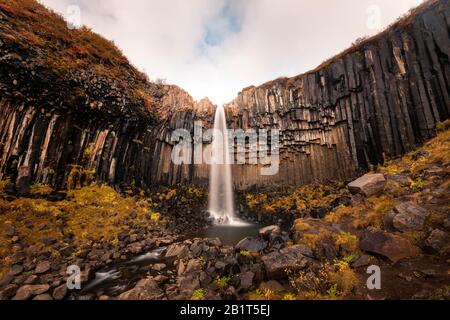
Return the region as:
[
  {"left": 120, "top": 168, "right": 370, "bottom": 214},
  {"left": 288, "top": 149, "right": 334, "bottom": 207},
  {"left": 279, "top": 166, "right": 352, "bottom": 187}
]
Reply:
[{"left": 244, "top": 123, "right": 450, "bottom": 300}]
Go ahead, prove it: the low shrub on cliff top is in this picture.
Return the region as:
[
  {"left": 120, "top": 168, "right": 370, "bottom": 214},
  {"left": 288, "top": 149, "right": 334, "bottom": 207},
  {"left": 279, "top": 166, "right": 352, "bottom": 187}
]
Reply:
[{"left": 0, "top": 0, "right": 163, "bottom": 116}]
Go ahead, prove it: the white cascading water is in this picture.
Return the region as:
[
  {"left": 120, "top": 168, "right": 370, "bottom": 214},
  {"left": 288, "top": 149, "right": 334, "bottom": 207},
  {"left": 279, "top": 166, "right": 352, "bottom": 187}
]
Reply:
[{"left": 208, "top": 106, "right": 247, "bottom": 226}]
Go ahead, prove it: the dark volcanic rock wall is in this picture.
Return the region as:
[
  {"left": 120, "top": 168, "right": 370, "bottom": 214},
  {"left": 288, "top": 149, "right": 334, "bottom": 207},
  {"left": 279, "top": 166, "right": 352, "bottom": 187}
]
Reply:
[
  {"left": 0, "top": 97, "right": 213, "bottom": 193},
  {"left": 226, "top": 0, "right": 450, "bottom": 189}
]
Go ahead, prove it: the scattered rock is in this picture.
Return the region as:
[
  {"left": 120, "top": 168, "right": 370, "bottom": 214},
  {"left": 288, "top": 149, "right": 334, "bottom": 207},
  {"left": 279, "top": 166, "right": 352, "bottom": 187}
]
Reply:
[
  {"left": 223, "top": 286, "right": 237, "bottom": 300},
  {"left": 239, "top": 271, "right": 255, "bottom": 291},
  {"left": 352, "top": 255, "right": 372, "bottom": 268},
  {"left": 5, "top": 225, "right": 15, "bottom": 237},
  {"left": 235, "top": 237, "right": 267, "bottom": 253},
  {"left": 348, "top": 173, "right": 386, "bottom": 197},
  {"left": 0, "top": 284, "right": 18, "bottom": 299},
  {"left": 259, "top": 280, "right": 285, "bottom": 293},
  {"left": 360, "top": 228, "right": 420, "bottom": 263},
  {"left": 23, "top": 275, "right": 37, "bottom": 285},
  {"left": 259, "top": 225, "right": 281, "bottom": 240},
  {"left": 33, "top": 294, "right": 53, "bottom": 300},
  {"left": 261, "top": 245, "right": 309, "bottom": 280},
  {"left": 164, "top": 243, "right": 189, "bottom": 262},
  {"left": 12, "top": 284, "right": 50, "bottom": 300},
  {"left": 9, "top": 264, "right": 23, "bottom": 276},
  {"left": 382, "top": 210, "right": 397, "bottom": 231},
  {"left": 52, "top": 284, "right": 67, "bottom": 300},
  {"left": 152, "top": 263, "right": 167, "bottom": 272},
  {"left": 35, "top": 261, "right": 51, "bottom": 274},
  {"left": 41, "top": 237, "right": 57, "bottom": 246},
  {"left": 425, "top": 229, "right": 450, "bottom": 254},
  {"left": 392, "top": 202, "right": 430, "bottom": 232}
]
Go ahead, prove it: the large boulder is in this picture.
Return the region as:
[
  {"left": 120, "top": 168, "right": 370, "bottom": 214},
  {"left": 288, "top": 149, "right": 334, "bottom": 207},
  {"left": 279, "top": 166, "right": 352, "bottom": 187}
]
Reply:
[
  {"left": 259, "top": 280, "right": 285, "bottom": 293},
  {"left": 118, "top": 278, "right": 164, "bottom": 300},
  {"left": 236, "top": 237, "right": 267, "bottom": 253},
  {"left": 12, "top": 284, "right": 50, "bottom": 300},
  {"left": 261, "top": 245, "right": 309, "bottom": 280},
  {"left": 348, "top": 173, "right": 386, "bottom": 197},
  {"left": 360, "top": 228, "right": 420, "bottom": 263},
  {"left": 35, "top": 261, "right": 51, "bottom": 274},
  {"left": 164, "top": 243, "right": 189, "bottom": 262},
  {"left": 392, "top": 202, "right": 430, "bottom": 232},
  {"left": 239, "top": 271, "right": 255, "bottom": 291}
]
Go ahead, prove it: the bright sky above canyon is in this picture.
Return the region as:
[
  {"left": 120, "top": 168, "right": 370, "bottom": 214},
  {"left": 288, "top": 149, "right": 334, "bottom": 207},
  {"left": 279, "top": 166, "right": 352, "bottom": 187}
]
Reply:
[{"left": 40, "top": 0, "right": 423, "bottom": 106}]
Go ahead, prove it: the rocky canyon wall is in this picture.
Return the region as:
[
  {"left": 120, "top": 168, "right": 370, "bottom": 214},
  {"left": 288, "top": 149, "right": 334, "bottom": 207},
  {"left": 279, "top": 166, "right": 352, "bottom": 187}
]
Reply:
[{"left": 226, "top": 0, "right": 450, "bottom": 189}]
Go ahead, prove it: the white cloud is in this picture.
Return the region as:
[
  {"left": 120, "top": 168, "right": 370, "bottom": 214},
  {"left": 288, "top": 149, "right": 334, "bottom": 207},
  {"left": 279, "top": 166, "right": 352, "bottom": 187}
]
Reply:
[{"left": 39, "top": 0, "right": 423, "bottom": 105}]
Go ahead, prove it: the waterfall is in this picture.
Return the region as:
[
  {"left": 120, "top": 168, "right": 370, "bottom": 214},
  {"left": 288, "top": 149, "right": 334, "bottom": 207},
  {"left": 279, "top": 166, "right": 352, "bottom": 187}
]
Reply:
[{"left": 208, "top": 106, "right": 247, "bottom": 226}]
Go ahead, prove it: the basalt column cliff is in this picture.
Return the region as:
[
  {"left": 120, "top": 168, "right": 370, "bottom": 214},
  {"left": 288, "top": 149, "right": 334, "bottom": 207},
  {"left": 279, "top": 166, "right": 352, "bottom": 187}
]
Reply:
[{"left": 227, "top": 0, "right": 450, "bottom": 189}]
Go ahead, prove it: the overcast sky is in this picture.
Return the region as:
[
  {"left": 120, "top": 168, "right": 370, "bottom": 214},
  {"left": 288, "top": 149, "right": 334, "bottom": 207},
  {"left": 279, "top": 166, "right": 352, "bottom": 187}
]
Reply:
[{"left": 39, "top": 0, "right": 423, "bottom": 105}]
